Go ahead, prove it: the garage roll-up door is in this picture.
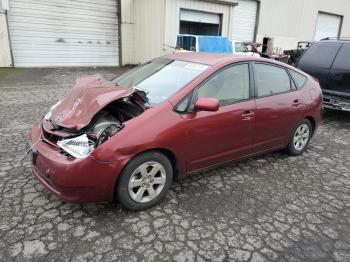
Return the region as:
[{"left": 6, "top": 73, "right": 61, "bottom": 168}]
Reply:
[
  {"left": 314, "top": 12, "right": 342, "bottom": 41},
  {"left": 8, "top": 0, "right": 120, "bottom": 67},
  {"left": 232, "top": 0, "right": 257, "bottom": 42},
  {"left": 180, "top": 9, "right": 220, "bottom": 25}
]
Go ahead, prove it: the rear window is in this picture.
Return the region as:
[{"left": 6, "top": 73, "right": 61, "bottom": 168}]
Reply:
[
  {"left": 332, "top": 44, "right": 350, "bottom": 70},
  {"left": 298, "top": 42, "right": 342, "bottom": 69},
  {"left": 289, "top": 70, "right": 307, "bottom": 89}
]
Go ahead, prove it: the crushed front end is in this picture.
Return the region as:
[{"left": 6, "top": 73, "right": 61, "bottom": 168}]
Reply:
[
  {"left": 29, "top": 122, "right": 120, "bottom": 203},
  {"left": 28, "top": 75, "right": 147, "bottom": 203}
]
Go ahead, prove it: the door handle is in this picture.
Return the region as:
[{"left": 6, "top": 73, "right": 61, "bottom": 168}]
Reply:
[
  {"left": 292, "top": 99, "right": 302, "bottom": 107},
  {"left": 241, "top": 111, "right": 255, "bottom": 120}
]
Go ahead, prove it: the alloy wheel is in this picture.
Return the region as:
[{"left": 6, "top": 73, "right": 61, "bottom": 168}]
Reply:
[
  {"left": 293, "top": 123, "right": 310, "bottom": 151},
  {"left": 128, "top": 161, "right": 167, "bottom": 203}
]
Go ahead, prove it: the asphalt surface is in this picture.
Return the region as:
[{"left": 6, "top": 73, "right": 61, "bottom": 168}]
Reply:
[{"left": 0, "top": 67, "right": 350, "bottom": 262}]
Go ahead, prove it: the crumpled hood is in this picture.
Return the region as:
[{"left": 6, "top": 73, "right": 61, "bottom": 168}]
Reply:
[{"left": 50, "top": 74, "right": 133, "bottom": 130}]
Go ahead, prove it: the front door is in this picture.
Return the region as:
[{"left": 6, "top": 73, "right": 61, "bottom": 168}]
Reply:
[{"left": 181, "top": 63, "right": 256, "bottom": 172}]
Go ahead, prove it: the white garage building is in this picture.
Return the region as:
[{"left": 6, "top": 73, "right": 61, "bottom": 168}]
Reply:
[{"left": 1, "top": 0, "right": 350, "bottom": 67}]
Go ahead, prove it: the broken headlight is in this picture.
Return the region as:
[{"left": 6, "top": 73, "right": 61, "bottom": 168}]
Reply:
[
  {"left": 57, "top": 124, "right": 123, "bottom": 159},
  {"left": 57, "top": 134, "right": 94, "bottom": 159},
  {"left": 56, "top": 111, "right": 124, "bottom": 158},
  {"left": 44, "top": 100, "right": 61, "bottom": 121}
]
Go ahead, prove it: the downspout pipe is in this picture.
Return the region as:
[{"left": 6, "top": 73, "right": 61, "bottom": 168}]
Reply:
[
  {"left": 3, "top": 8, "right": 14, "bottom": 67},
  {"left": 117, "top": 0, "right": 122, "bottom": 67},
  {"left": 253, "top": 0, "right": 261, "bottom": 42}
]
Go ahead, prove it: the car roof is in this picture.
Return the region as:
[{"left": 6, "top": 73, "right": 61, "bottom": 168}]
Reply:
[
  {"left": 163, "top": 52, "right": 262, "bottom": 66},
  {"left": 165, "top": 52, "right": 310, "bottom": 78},
  {"left": 163, "top": 52, "right": 305, "bottom": 74}
]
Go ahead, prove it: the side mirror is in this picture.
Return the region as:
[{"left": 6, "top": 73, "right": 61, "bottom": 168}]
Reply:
[{"left": 194, "top": 97, "right": 219, "bottom": 112}]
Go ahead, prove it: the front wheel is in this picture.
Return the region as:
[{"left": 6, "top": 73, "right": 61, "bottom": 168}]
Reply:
[
  {"left": 285, "top": 119, "right": 312, "bottom": 156},
  {"left": 116, "top": 151, "right": 173, "bottom": 211}
]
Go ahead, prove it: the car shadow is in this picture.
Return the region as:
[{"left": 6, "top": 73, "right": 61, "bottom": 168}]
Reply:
[{"left": 323, "top": 109, "right": 350, "bottom": 123}]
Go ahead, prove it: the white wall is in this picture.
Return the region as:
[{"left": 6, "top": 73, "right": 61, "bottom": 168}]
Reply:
[
  {"left": 121, "top": 0, "right": 166, "bottom": 64},
  {"left": 121, "top": 0, "right": 136, "bottom": 65},
  {"left": 256, "top": 0, "right": 350, "bottom": 51},
  {"left": 134, "top": 0, "right": 166, "bottom": 63}
]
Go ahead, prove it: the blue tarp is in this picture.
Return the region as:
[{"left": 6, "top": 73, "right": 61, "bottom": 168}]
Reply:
[
  {"left": 197, "top": 36, "right": 233, "bottom": 54},
  {"left": 176, "top": 35, "right": 233, "bottom": 54}
]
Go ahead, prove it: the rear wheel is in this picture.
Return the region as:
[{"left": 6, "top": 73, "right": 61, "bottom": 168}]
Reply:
[
  {"left": 286, "top": 119, "right": 312, "bottom": 156},
  {"left": 116, "top": 151, "right": 173, "bottom": 211}
]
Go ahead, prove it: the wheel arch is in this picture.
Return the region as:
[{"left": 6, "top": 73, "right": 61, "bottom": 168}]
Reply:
[
  {"left": 150, "top": 148, "right": 179, "bottom": 180},
  {"left": 305, "top": 116, "right": 316, "bottom": 135},
  {"left": 113, "top": 147, "right": 179, "bottom": 200}
]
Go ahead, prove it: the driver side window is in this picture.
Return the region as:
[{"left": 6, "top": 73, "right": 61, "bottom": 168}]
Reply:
[{"left": 197, "top": 63, "right": 250, "bottom": 106}]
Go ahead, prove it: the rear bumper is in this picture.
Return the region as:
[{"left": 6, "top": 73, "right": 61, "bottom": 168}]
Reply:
[
  {"left": 29, "top": 122, "right": 123, "bottom": 203},
  {"left": 323, "top": 95, "right": 350, "bottom": 111}
]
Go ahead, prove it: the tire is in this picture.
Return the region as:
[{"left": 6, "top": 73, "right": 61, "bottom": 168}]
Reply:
[
  {"left": 116, "top": 151, "right": 173, "bottom": 211},
  {"left": 285, "top": 119, "right": 312, "bottom": 156}
]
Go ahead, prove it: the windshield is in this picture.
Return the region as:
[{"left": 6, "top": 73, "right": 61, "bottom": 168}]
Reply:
[{"left": 113, "top": 58, "right": 209, "bottom": 105}]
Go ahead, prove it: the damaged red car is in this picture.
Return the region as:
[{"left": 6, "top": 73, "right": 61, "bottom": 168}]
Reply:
[{"left": 28, "top": 53, "right": 323, "bottom": 210}]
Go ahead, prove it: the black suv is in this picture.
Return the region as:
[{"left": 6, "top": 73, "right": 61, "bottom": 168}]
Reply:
[{"left": 297, "top": 39, "right": 350, "bottom": 111}]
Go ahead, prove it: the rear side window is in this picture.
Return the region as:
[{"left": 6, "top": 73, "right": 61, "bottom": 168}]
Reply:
[
  {"left": 254, "top": 64, "right": 291, "bottom": 97},
  {"left": 298, "top": 43, "right": 342, "bottom": 69},
  {"left": 289, "top": 70, "right": 307, "bottom": 89},
  {"left": 332, "top": 44, "right": 350, "bottom": 70}
]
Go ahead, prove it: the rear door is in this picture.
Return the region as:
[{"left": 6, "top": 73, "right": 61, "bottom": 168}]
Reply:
[
  {"left": 328, "top": 43, "right": 350, "bottom": 94},
  {"left": 297, "top": 42, "right": 342, "bottom": 90},
  {"left": 252, "top": 63, "right": 304, "bottom": 152}
]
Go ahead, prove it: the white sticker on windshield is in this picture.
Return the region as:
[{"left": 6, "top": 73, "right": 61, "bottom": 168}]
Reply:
[{"left": 185, "top": 63, "right": 209, "bottom": 71}]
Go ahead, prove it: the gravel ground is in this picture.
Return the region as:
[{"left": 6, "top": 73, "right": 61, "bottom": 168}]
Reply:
[{"left": 0, "top": 67, "right": 350, "bottom": 262}]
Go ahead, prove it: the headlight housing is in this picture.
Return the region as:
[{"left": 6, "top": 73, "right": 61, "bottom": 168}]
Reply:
[
  {"left": 44, "top": 100, "right": 61, "bottom": 120},
  {"left": 57, "top": 134, "right": 94, "bottom": 159}
]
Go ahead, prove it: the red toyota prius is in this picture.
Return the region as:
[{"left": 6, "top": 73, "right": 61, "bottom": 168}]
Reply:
[{"left": 28, "top": 53, "right": 323, "bottom": 210}]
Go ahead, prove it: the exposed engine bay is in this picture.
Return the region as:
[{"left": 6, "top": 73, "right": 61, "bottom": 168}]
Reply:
[{"left": 45, "top": 93, "right": 146, "bottom": 159}]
